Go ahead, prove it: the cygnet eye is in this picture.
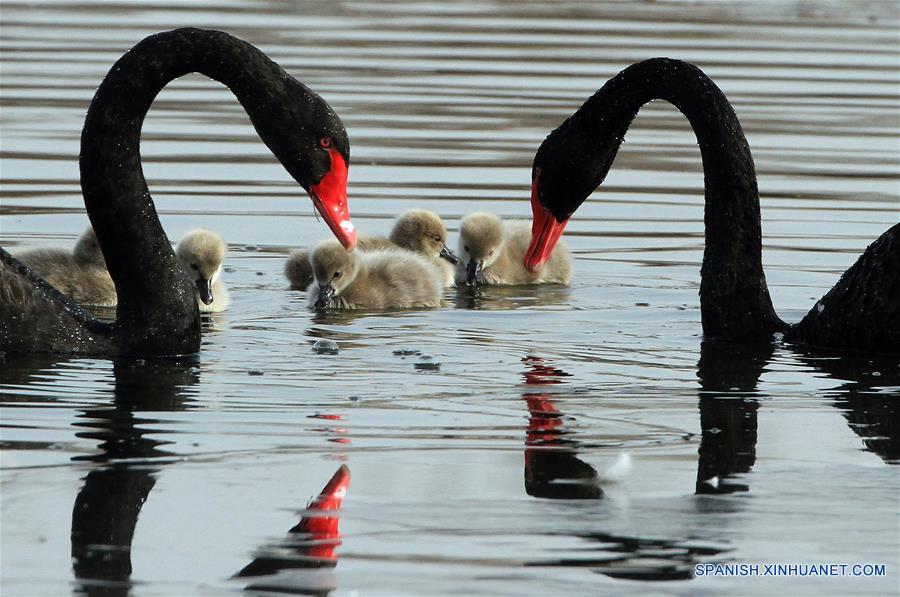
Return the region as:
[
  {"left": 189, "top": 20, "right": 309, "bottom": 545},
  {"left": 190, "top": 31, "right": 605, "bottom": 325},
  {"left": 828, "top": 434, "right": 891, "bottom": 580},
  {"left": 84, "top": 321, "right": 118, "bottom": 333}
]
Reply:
[
  {"left": 434, "top": 235, "right": 441, "bottom": 242},
  {"left": 464, "top": 245, "right": 469, "bottom": 252},
  {"left": 190, "top": 264, "right": 198, "bottom": 270},
  {"left": 333, "top": 271, "right": 342, "bottom": 279}
]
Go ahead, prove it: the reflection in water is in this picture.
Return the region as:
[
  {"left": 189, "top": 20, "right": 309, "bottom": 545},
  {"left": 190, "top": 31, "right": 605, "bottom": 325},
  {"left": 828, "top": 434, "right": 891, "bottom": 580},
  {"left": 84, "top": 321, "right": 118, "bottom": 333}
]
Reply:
[
  {"left": 452, "top": 285, "right": 571, "bottom": 311},
  {"left": 795, "top": 349, "right": 900, "bottom": 464},
  {"left": 520, "top": 356, "right": 600, "bottom": 499},
  {"left": 694, "top": 339, "right": 900, "bottom": 496},
  {"left": 70, "top": 468, "right": 156, "bottom": 597},
  {"left": 309, "top": 413, "right": 352, "bottom": 446},
  {"left": 70, "top": 358, "right": 199, "bottom": 597},
  {"left": 62, "top": 357, "right": 357, "bottom": 597},
  {"left": 694, "top": 340, "right": 772, "bottom": 494},
  {"left": 529, "top": 531, "right": 731, "bottom": 581},
  {"left": 235, "top": 465, "right": 351, "bottom": 596},
  {"left": 0, "top": 353, "right": 102, "bottom": 394},
  {"left": 522, "top": 353, "right": 733, "bottom": 579},
  {"left": 1, "top": 0, "right": 898, "bottom": 593},
  {"left": 306, "top": 310, "right": 397, "bottom": 349}
]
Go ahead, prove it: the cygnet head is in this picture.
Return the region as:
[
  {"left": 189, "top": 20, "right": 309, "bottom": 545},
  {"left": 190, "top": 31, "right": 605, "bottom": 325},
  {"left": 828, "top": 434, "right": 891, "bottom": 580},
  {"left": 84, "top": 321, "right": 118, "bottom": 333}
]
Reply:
[
  {"left": 176, "top": 229, "right": 226, "bottom": 305},
  {"left": 390, "top": 209, "right": 459, "bottom": 265},
  {"left": 310, "top": 240, "right": 360, "bottom": 308},
  {"left": 458, "top": 212, "right": 504, "bottom": 285},
  {"left": 73, "top": 227, "right": 105, "bottom": 267}
]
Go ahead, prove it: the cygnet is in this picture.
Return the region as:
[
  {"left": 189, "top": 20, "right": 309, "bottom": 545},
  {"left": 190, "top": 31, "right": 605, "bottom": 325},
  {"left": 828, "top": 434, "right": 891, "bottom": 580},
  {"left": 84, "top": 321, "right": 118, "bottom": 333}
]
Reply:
[
  {"left": 16, "top": 227, "right": 230, "bottom": 312},
  {"left": 175, "top": 228, "right": 229, "bottom": 313},
  {"left": 286, "top": 209, "right": 458, "bottom": 290},
  {"left": 307, "top": 240, "right": 443, "bottom": 310},
  {"left": 14, "top": 227, "right": 116, "bottom": 306},
  {"left": 456, "top": 212, "right": 572, "bottom": 286}
]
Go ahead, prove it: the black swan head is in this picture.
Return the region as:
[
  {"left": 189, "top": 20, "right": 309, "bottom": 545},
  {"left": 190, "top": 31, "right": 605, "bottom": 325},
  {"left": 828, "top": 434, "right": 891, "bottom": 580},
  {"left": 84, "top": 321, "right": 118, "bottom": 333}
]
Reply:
[
  {"left": 256, "top": 86, "right": 356, "bottom": 248},
  {"left": 525, "top": 115, "right": 604, "bottom": 271}
]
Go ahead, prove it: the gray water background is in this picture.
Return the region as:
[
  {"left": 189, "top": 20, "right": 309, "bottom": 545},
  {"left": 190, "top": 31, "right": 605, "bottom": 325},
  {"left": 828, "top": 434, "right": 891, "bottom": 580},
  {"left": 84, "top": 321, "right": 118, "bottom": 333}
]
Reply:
[{"left": 1, "top": 1, "right": 898, "bottom": 595}]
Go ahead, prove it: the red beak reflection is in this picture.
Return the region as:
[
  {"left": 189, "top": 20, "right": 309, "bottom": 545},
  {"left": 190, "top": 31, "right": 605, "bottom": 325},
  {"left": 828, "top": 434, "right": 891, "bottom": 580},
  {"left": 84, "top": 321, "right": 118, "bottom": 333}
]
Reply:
[
  {"left": 235, "top": 464, "right": 351, "bottom": 582},
  {"left": 521, "top": 356, "right": 601, "bottom": 500},
  {"left": 291, "top": 464, "right": 351, "bottom": 562}
]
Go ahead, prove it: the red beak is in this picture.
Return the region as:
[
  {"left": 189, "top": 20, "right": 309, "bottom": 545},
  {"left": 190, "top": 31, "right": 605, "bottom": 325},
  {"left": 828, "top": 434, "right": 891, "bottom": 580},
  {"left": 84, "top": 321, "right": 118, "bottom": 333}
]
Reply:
[
  {"left": 310, "top": 148, "right": 357, "bottom": 249},
  {"left": 524, "top": 177, "right": 568, "bottom": 272}
]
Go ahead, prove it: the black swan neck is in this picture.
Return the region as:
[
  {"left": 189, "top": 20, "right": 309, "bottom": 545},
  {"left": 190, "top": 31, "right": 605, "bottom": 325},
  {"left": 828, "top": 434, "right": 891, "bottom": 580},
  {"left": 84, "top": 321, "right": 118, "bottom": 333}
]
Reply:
[
  {"left": 575, "top": 58, "right": 786, "bottom": 339},
  {"left": 80, "top": 28, "right": 300, "bottom": 353}
]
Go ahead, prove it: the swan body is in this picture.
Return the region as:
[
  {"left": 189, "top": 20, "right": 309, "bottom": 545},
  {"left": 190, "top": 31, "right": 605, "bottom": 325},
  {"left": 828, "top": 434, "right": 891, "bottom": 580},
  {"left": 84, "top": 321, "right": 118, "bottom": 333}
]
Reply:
[
  {"left": 787, "top": 225, "right": 899, "bottom": 352},
  {"left": 525, "top": 57, "right": 898, "bottom": 353},
  {"left": 175, "top": 229, "right": 229, "bottom": 313},
  {"left": 286, "top": 209, "right": 458, "bottom": 289},
  {"left": 0, "top": 251, "right": 114, "bottom": 353},
  {"left": 456, "top": 212, "right": 571, "bottom": 286},
  {"left": 308, "top": 240, "right": 443, "bottom": 310},
  {"left": 0, "top": 28, "right": 354, "bottom": 355},
  {"left": 13, "top": 228, "right": 116, "bottom": 307}
]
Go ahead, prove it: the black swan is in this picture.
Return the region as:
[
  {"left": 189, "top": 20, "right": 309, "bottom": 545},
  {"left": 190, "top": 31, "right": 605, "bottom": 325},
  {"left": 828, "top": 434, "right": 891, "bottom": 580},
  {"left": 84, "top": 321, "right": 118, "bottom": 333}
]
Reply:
[
  {"left": 0, "top": 28, "right": 357, "bottom": 356},
  {"left": 524, "top": 58, "right": 899, "bottom": 353}
]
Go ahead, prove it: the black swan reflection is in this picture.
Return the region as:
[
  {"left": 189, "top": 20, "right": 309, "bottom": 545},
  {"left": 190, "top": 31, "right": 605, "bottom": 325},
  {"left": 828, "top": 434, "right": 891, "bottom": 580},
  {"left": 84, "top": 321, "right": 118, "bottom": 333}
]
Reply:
[
  {"left": 70, "top": 358, "right": 199, "bottom": 597},
  {"left": 794, "top": 349, "right": 900, "bottom": 464},
  {"left": 235, "top": 465, "right": 351, "bottom": 596},
  {"left": 694, "top": 340, "right": 772, "bottom": 494},
  {"left": 520, "top": 356, "right": 600, "bottom": 499},
  {"left": 518, "top": 342, "right": 897, "bottom": 582}
]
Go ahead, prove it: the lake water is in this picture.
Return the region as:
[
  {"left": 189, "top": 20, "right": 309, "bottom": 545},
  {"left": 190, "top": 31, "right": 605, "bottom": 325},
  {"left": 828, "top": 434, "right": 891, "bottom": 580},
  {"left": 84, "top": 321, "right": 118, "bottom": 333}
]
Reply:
[{"left": 1, "top": 1, "right": 898, "bottom": 595}]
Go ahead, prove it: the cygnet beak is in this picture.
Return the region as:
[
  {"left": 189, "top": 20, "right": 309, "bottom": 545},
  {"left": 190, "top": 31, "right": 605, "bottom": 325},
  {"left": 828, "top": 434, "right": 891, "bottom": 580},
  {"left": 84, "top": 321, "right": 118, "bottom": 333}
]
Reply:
[
  {"left": 440, "top": 244, "right": 460, "bottom": 265},
  {"left": 465, "top": 258, "right": 483, "bottom": 286},
  {"left": 196, "top": 278, "right": 214, "bottom": 305},
  {"left": 315, "top": 283, "right": 336, "bottom": 309}
]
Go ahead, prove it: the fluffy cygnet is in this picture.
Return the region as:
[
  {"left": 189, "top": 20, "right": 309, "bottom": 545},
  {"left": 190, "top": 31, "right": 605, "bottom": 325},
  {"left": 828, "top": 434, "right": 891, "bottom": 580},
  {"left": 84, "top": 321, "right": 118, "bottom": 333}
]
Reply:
[
  {"left": 175, "top": 228, "right": 229, "bottom": 313},
  {"left": 456, "top": 212, "right": 572, "bottom": 286},
  {"left": 14, "top": 227, "right": 116, "bottom": 306},
  {"left": 380, "top": 209, "right": 458, "bottom": 286},
  {"left": 13, "top": 227, "right": 229, "bottom": 313},
  {"left": 307, "top": 240, "right": 443, "bottom": 310},
  {"left": 286, "top": 209, "right": 458, "bottom": 290}
]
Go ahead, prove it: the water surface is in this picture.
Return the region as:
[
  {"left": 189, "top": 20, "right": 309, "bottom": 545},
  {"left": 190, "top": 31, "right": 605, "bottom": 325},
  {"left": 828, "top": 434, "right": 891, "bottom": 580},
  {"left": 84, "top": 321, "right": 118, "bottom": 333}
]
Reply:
[{"left": 1, "top": 1, "right": 898, "bottom": 595}]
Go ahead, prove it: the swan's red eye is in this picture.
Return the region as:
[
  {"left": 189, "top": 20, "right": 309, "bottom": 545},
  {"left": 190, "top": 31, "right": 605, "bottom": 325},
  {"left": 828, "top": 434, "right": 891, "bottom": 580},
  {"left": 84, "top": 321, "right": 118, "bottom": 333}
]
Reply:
[{"left": 319, "top": 136, "right": 332, "bottom": 149}]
